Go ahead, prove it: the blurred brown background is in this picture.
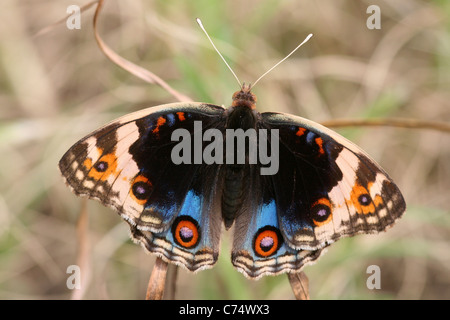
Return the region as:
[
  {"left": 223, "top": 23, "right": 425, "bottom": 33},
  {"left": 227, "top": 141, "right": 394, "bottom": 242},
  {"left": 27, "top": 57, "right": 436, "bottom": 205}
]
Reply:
[{"left": 0, "top": 0, "right": 449, "bottom": 299}]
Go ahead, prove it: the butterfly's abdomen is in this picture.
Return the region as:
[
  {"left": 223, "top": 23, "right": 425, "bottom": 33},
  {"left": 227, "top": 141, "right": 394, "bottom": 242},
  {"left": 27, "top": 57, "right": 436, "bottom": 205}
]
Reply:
[
  {"left": 222, "top": 164, "right": 249, "bottom": 229},
  {"left": 222, "top": 104, "right": 258, "bottom": 229}
]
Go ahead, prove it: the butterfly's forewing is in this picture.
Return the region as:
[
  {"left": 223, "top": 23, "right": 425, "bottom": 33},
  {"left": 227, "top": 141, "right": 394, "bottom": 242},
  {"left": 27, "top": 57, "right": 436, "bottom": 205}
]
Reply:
[
  {"left": 59, "top": 102, "right": 227, "bottom": 271},
  {"left": 262, "top": 112, "right": 406, "bottom": 250}
]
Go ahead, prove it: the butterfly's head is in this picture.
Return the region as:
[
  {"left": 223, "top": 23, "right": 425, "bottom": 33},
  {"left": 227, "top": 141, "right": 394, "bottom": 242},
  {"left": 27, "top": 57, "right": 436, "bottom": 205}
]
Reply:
[{"left": 232, "top": 83, "right": 257, "bottom": 110}]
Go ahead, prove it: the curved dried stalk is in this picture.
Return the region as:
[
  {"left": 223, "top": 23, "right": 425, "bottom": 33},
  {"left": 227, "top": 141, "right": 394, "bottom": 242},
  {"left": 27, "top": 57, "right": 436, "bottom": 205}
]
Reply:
[
  {"left": 94, "top": 0, "right": 192, "bottom": 102},
  {"left": 146, "top": 258, "right": 169, "bottom": 300},
  {"left": 287, "top": 272, "right": 310, "bottom": 300},
  {"left": 71, "top": 198, "right": 90, "bottom": 300},
  {"left": 165, "top": 264, "right": 179, "bottom": 300}
]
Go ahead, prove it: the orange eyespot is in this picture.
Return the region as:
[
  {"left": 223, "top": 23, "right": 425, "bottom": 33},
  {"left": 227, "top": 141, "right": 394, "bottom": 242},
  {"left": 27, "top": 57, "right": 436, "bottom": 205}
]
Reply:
[
  {"left": 130, "top": 175, "right": 153, "bottom": 205},
  {"left": 253, "top": 227, "right": 282, "bottom": 257},
  {"left": 172, "top": 216, "right": 200, "bottom": 249},
  {"left": 348, "top": 183, "right": 375, "bottom": 215},
  {"left": 311, "top": 197, "right": 332, "bottom": 227},
  {"left": 84, "top": 148, "right": 118, "bottom": 181}
]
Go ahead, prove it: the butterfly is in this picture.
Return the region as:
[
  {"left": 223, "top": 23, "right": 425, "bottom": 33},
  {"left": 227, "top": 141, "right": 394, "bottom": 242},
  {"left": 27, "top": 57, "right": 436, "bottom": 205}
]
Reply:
[{"left": 59, "top": 83, "right": 406, "bottom": 280}]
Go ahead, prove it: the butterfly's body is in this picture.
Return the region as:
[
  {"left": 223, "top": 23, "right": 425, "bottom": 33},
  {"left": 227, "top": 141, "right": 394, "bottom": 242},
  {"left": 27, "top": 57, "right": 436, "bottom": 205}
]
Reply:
[
  {"left": 222, "top": 87, "right": 259, "bottom": 228},
  {"left": 222, "top": 162, "right": 249, "bottom": 228},
  {"left": 59, "top": 85, "right": 405, "bottom": 279}
]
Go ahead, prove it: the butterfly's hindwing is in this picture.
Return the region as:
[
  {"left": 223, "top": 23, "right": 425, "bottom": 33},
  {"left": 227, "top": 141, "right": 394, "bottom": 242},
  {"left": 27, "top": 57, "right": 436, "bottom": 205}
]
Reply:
[
  {"left": 231, "top": 167, "right": 325, "bottom": 279},
  {"left": 132, "top": 164, "right": 225, "bottom": 272}
]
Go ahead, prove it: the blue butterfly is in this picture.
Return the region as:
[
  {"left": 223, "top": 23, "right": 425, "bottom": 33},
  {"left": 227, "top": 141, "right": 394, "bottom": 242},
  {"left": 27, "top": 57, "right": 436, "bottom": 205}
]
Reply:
[{"left": 59, "top": 83, "right": 405, "bottom": 279}]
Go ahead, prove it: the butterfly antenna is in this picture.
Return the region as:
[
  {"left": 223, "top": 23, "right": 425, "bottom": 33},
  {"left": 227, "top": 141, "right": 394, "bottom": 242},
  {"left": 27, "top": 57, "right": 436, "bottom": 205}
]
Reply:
[
  {"left": 196, "top": 18, "right": 242, "bottom": 89},
  {"left": 252, "top": 33, "right": 313, "bottom": 88}
]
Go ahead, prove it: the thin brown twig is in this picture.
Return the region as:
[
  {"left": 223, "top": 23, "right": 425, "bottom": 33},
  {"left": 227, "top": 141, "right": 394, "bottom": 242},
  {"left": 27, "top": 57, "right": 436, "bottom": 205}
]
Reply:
[
  {"left": 287, "top": 272, "right": 310, "bottom": 300},
  {"left": 71, "top": 198, "right": 90, "bottom": 300},
  {"left": 93, "top": 0, "right": 192, "bottom": 102},
  {"left": 146, "top": 257, "right": 169, "bottom": 300},
  {"left": 165, "top": 264, "right": 179, "bottom": 300},
  {"left": 321, "top": 118, "right": 450, "bottom": 133}
]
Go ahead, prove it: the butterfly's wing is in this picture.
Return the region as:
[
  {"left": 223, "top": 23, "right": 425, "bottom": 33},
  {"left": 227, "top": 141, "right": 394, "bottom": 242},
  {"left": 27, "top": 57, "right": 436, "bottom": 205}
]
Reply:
[
  {"left": 133, "top": 163, "right": 225, "bottom": 271},
  {"left": 59, "top": 102, "right": 226, "bottom": 272},
  {"left": 231, "top": 112, "right": 405, "bottom": 279},
  {"left": 262, "top": 112, "right": 406, "bottom": 250},
  {"left": 231, "top": 164, "right": 325, "bottom": 279}
]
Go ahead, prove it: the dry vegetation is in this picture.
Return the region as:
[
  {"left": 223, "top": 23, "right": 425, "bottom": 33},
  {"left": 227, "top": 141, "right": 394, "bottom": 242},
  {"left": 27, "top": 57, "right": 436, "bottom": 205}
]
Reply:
[{"left": 0, "top": 0, "right": 449, "bottom": 299}]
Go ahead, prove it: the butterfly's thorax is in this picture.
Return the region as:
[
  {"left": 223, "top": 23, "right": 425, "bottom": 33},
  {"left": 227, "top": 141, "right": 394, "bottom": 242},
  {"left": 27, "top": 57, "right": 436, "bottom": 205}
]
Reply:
[{"left": 222, "top": 87, "right": 259, "bottom": 229}]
